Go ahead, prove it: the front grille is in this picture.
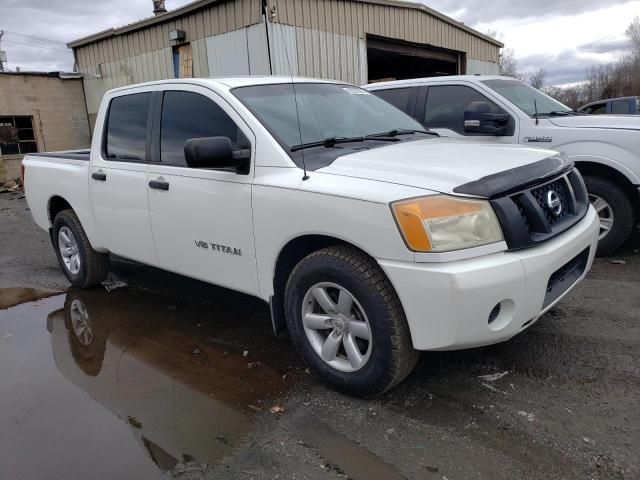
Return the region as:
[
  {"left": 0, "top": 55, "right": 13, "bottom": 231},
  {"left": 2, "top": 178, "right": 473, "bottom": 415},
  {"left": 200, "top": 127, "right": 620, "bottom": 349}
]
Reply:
[
  {"left": 491, "top": 169, "right": 590, "bottom": 250},
  {"left": 531, "top": 178, "right": 570, "bottom": 225}
]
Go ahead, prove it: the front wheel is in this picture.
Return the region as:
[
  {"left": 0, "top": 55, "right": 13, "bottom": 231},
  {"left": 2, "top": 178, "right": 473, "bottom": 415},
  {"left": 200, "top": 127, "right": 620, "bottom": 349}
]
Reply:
[
  {"left": 583, "top": 176, "right": 634, "bottom": 256},
  {"left": 53, "top": 209, "right": 110, "bottom": 288},
  {"left": 284, "top": 246, "right": 419, "bottom": 397}
]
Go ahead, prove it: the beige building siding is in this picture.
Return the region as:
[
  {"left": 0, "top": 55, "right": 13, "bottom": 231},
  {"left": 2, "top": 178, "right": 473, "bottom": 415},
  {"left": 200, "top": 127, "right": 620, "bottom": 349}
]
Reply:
[
  {"left": 467, "top": 58, "right": 500, "bottom": 75},
  {"left": 75, "top": 0, "right": 261, "bottom": 122},
  {"left": 73, "top": 0, "right": 261, "bottom": 68},
  {"left": 268, "top": 0, "right": 500, "bottom": 63},
  {"left": 0, "top": 74, "right": 91, "bottom": 182},
  {"left": 71, "top": 0, "right": 500, "bottom": 124},
  {"left": 268, "top": 22, "right": 366, "bottom": 84}
]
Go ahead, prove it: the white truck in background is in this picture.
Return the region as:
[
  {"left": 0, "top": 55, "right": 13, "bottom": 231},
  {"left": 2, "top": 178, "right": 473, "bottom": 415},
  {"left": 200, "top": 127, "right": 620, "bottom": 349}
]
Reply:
[
  {"left": 22, "top": 77, "right": 598, "bottom": 396},
  {"left": 367, "top": 75, "right": 640, "bottom": 255}
]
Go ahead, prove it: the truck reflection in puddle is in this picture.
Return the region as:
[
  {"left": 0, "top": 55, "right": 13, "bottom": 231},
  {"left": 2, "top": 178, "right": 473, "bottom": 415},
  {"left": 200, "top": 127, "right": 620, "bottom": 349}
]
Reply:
[{"left": 46, "top": 288, "right": 294, "bottom": 473}]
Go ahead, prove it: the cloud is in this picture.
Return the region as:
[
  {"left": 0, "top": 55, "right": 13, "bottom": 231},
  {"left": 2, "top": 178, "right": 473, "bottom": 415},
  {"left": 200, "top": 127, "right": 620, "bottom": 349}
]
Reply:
[
  {"left": 0, "top": 0, "right": 193, "bottom": 71},
  {"left": 578, "top": 37, "right": 631, "bottom": 54},
  {"left": 422, "top": 0, "right": 632, "bottom": 25},
  {"left": 516, "top": 43, "right": 632, "bottom": 85}
]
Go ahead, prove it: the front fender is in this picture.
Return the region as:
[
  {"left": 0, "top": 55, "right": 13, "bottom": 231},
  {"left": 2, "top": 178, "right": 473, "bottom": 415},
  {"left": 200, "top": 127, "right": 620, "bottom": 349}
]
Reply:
[{"left": 554, "top": 141, "right": 640, "bottom": 185}]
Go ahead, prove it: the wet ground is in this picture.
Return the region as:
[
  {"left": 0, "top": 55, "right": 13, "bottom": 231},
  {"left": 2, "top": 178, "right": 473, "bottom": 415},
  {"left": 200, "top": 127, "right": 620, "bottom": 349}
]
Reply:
[{"left": 1, "top": 194, "right": 639, "bottom": 479}]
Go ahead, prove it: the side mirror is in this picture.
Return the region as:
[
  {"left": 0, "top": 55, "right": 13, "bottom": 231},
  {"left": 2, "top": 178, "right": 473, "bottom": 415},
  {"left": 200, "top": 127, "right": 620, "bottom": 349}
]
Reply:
[
  {"left": 184, "top": 136, "right": 250, "bottom": 172},
  {"left": 464, "top": 101, "right": 509, "bottom": 136}
]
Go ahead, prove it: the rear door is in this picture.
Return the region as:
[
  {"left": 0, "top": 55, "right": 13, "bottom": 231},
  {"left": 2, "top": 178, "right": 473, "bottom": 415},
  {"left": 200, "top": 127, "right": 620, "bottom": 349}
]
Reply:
[
  {"left": 146, "top": 84, "right": 258, "bottom": 296},
  {"left": 89, "top": 88, "right": 158, "bottom": 266}
]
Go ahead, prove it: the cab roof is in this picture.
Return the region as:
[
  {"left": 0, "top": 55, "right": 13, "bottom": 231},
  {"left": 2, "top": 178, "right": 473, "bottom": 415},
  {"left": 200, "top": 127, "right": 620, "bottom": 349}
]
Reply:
[
  {"left": 106, "top": 76, "right": 347, "bottom": 95},
  {"left": 366, "top": 75, "right": 520, "bottom": 89}
]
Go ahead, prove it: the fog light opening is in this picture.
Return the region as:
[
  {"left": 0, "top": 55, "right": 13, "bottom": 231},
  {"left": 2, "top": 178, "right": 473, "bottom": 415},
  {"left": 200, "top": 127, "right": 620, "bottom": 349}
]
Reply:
[{"left": 488, "top": 303, "right": 501, "bottom": 324}]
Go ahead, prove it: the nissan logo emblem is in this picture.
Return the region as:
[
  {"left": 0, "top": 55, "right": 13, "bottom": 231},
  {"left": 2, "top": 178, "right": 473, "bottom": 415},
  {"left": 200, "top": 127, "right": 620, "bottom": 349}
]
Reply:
[{"left": 546, "top": 190, "right": 562, "bottom": 216}]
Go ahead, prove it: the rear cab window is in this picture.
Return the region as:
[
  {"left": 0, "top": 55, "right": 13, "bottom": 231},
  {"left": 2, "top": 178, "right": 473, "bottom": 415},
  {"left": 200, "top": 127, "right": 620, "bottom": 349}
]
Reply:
[
  {"left": 372, "top": 87, "right": 414, "bottom": 114},
  {"left": 611, "top": 100, "right": 630, "bottom": 114},
  {"left": 104, "top": 92, "right": 152, "bottom": 162}
]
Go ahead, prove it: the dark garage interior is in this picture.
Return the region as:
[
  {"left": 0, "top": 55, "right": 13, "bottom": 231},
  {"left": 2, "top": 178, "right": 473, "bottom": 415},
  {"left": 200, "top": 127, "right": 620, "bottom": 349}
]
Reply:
[{"left": 367, "top": 35, "right": 462, "bottom": 82}]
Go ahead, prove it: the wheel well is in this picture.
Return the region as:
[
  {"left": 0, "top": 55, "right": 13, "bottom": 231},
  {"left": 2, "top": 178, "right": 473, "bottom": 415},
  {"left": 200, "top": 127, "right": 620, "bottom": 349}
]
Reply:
[
  {"left": 575, "top": 162, "right": 639, "bottom": 219},
  {"left": 270, "top": 235, "right": 366, "bottom": 335},
  {"left": 48, "top": 196, "right": 72, "bottom": 225}
]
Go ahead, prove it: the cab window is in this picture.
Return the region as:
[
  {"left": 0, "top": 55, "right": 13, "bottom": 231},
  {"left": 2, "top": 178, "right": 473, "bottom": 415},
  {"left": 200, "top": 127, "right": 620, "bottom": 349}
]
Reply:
[
  {"left": 160, "top": 91, "right": 247, "bottom": 167},
  {"left": 585, "top": 103, "right": 607, "bottom": 115},
  {"left": 373, "top": 88, "right": 413, "bottom": 114},
  {"left": 423, "top": 85, "right": 505, "bottom": 135},
  {"left": 105, "top": 93, "right": 151, "bottom": 162},
  {"left": 611, "top": 100, "right": 629, "bottom": 114}
]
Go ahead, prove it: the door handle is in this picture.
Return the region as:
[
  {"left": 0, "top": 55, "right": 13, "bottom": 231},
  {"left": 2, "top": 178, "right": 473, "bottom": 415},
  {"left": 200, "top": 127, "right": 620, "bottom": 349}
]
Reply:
[
  {"left": 149, "top": 179, "right": 169, "bottom": 191},
  {"left": 91, "top": 172, "right": 107, "bottom": 181}
]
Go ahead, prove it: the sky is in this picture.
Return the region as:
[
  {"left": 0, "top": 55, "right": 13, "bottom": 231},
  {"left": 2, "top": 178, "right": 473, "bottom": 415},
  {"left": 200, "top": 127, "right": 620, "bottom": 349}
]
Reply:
[{"left": 0, "top": 0, "right": 638, "bottom": 85}]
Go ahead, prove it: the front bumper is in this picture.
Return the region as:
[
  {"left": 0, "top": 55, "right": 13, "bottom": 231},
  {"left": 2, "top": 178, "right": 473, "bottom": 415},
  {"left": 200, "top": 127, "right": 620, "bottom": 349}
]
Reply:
[{"left": 379, "top": 206, "right": 600, "bottom": 351}]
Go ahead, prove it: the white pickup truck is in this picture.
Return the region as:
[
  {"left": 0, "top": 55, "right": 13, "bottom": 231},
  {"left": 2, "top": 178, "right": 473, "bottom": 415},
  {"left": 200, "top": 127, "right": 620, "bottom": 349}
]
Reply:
[
  {"left": 367, "top": 75, "right": 640, "bottom": 255},
  {"left": 23, "top": 77, "right": 599, "bottom": 396}
]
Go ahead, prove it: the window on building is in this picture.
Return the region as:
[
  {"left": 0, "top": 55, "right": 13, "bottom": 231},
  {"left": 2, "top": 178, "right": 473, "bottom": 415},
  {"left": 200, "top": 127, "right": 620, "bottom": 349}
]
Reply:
[
  {"left": 160, "top": 91, "right": 244, "bottom": 167},
  {"left": 373, "top": 88, "right": 413, "bottom": 114},
  {"left": 423, "top": 85, "right": 504, "bottom": 134},
  {"left": 0, "top": 116, "right": 38, "bottom": 155},
  {"left": 105, "top": 92, "right": 151, "bottom": 162}
]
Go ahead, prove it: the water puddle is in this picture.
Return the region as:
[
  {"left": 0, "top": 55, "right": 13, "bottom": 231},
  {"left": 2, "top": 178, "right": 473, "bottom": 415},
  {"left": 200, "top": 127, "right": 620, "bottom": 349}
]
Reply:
[{"left": 0, "top": 288, "right": 298, "bottom": 480}]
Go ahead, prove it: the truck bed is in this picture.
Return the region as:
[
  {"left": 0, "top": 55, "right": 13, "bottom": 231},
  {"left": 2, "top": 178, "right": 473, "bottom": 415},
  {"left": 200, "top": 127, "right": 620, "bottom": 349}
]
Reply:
[{"left": 28, "top": 149, "right": 90, "bottom": 161}]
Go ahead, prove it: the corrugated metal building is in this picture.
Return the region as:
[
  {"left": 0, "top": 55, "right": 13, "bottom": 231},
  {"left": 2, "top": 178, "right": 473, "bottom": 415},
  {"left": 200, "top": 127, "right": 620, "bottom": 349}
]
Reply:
[{"left": 68, "top": 0, "right": 502, "bottom": 127}]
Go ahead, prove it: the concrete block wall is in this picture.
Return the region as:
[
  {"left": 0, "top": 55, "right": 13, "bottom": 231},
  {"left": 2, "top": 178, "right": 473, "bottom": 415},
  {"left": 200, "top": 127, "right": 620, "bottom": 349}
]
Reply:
[{"left": 0, "top": 74, "right": 91, "bottom": 182}]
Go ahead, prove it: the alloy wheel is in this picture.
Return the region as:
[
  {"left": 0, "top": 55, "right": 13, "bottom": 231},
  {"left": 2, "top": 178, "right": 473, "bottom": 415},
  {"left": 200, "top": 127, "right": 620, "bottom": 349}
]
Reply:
[
  {"left": 58, "top": 226, "right": 82, "bottom": 275},
  {"left": 301, "top": 282, "right": 373, "bottom": 372},
  {"left": 589, "top": 194, "right": 615, "bottom": 240}
]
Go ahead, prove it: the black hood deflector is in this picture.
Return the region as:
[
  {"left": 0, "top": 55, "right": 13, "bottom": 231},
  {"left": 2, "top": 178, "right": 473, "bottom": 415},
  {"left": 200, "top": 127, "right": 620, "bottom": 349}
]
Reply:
[{"left": 453, "top": 154, "right": 573, "bottom": 199}]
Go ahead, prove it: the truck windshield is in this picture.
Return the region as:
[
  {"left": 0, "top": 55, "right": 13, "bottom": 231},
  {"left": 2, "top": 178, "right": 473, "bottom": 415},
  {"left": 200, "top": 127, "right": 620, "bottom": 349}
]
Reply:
[
  {"left": 232, "top": 83, "right": 426, "bottom": 150},
  {"left": 482, "top": 79, "right": 572, "bottom": 118}
]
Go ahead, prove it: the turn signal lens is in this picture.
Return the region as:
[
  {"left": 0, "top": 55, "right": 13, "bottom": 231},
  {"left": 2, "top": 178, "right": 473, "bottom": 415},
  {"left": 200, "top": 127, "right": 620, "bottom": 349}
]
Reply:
[{"left": 391, "top": 195, "right": 504, "bottom": 252}]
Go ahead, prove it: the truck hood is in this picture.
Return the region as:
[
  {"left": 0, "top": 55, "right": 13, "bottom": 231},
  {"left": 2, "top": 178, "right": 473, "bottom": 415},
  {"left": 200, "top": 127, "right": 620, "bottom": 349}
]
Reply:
[
  {"left": 317, "top": 138, "right": 560, "bottom": 195},
  {"left": 548, "top": 115, "right": 640, "bottom": 130}
]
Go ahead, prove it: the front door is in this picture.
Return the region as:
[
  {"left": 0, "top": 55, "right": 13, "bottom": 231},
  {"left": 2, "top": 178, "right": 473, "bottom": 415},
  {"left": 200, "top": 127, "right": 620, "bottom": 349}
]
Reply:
[
  {"left": 418, "top": 84, "right": 517, "bottom": 143},
  {"left": 146, "top": 85, "right": 258, "bottom": 296},
  {"left": 90, "top": 89, "right": 158, "bottom": 266}
]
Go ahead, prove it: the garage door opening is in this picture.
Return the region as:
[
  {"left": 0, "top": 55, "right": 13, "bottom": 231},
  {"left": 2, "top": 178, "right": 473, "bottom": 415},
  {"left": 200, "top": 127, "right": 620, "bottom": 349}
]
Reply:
[{"left": 367, "top": 35, "right": 462, "bottom": 83}]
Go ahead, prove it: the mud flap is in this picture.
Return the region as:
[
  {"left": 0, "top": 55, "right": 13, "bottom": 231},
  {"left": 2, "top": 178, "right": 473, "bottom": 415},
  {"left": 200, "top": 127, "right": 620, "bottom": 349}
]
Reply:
[{"left": 269, "top": 295, "right": 288, "bottom": 338}]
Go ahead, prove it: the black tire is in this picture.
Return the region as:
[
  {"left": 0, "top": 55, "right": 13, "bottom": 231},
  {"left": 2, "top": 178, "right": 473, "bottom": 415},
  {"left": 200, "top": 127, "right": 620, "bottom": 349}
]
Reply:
[
  {"left": 284, "top": 245, "right": 419, "bottom": 397},
  {"left": 52, "top": 209, "right": 110, "bottom": 288},
  {"left": 583, "top": 176, "right": 634, "bottom": 256}
]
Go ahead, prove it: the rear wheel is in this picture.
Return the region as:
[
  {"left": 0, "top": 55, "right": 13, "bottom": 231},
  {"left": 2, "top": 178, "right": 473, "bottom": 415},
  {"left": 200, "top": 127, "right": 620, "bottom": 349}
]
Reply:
[
  {"left": 584, "top": 176, "right": 634, "bottom": 256},
  {"left": 53, "top": 209, "right": 110, "bottom": 288},
  {"left": 284, "top": 245, "right": 419, "bottom": 397}
]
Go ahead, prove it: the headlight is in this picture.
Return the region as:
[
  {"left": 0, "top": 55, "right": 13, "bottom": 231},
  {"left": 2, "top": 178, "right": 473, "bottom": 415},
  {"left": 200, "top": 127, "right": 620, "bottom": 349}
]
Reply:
[{"left": 391, "top": 195, "right": 504, "bottom": 252}]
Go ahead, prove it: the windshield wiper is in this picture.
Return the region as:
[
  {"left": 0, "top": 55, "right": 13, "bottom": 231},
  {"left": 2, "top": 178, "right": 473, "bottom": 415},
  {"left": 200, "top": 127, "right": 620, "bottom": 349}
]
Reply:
[
  {"left": 291, "top": 135, "right": 399, "bottom": 152},
  {"left": 366, "top": 128, "right": 439, "bottom": 138},
  {"left": 541, "top": 110, "right": 587, "bottom": 117}
]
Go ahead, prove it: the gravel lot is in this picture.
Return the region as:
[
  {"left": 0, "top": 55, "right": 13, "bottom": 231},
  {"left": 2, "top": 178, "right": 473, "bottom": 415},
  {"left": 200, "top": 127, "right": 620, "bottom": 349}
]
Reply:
[{"left": 1, "top": 193, "right": 639, "bottom": 480}]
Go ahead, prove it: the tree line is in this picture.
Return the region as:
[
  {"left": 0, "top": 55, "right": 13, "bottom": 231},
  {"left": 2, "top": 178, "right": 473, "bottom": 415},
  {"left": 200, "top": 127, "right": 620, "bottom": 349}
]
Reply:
[{"left": 489, "top": 16, "right": 640, "bottom": 109}]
